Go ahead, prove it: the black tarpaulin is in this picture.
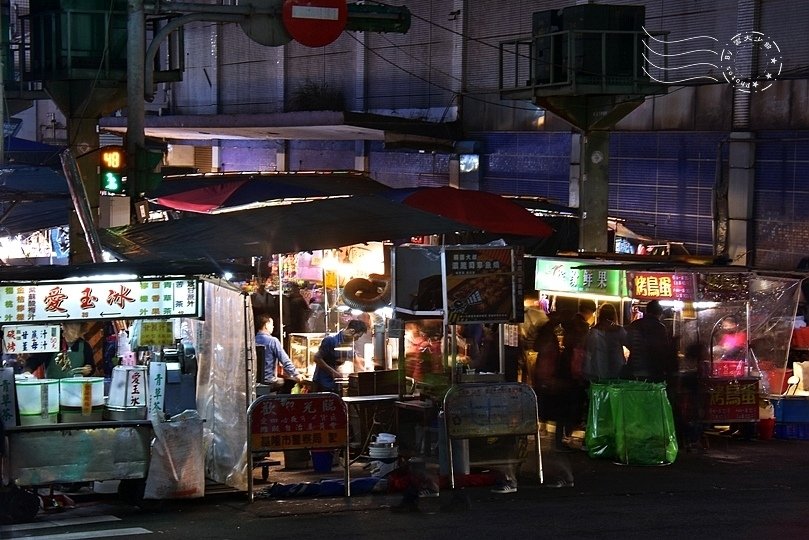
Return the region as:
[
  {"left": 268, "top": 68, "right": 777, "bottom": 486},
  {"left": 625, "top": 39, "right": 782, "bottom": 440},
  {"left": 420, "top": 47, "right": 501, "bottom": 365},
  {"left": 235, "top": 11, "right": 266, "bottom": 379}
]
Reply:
[{"left": 100, "top": 195, "right": 478, "bottom": 261}]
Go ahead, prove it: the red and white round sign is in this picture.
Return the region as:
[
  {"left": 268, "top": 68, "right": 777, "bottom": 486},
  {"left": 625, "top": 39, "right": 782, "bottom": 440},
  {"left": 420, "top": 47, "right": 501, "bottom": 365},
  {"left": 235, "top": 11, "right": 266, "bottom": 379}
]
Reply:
[{"left": 282, "top": 0, "right": 347, "bottom": 48}]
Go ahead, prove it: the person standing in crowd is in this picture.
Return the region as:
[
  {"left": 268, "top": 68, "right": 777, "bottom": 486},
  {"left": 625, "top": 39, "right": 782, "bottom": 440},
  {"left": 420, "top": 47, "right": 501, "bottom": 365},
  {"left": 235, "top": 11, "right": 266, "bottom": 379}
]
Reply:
[
  {"left": 255, "top": 314, "right": 303, "bottom": 392},
  {"left": 477, "top": 324, "right": 501, "bottom": 374},
  {"left": 532, "top": 310, "right": 568, "bottom": 449},
  {"left": 25, "top": 322, "right": 94, "bottom": 378},
  {"left": 460, "top": 323, "right": 484, "bottom": 369},
  {"left": 556, "top": 300, "right": 596, "bottom": 448},
  {"left": 622, "top": 300, "right": 677, "bottom": 382},
  {"left": 519, "top": 293, "right": 549, "bottom": 387},
  {"left": 282, "top": 281, "right": 312, "bottom": 347},
  {"left": 583, "top": 304, "right": 627, "bottom": 382},
  {"left": 531, "top": 309, "right": 577, "bottom": 486},
  {"left": 312, "top": 319, "right": 368, "bottom": 393}
]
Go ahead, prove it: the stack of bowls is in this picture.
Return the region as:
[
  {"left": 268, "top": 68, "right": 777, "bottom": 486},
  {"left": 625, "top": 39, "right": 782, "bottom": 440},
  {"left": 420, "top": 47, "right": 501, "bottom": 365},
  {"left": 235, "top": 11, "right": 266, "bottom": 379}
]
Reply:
[{"left": 368, "top": 433, "right": 398, "bottom": 459}]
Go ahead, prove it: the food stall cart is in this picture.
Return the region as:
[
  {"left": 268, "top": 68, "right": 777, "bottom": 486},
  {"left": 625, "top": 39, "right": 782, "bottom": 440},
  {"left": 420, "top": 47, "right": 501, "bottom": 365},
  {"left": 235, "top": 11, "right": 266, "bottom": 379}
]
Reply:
[
  {"left": 625, "top": 268, "right": 803, "bottom": 439},
  {"left": 0, "top": 261, "right": 256, "bottom": 520},
  {"left": 532, "top": 256, "right": 633, "bottom": 323},
  {"left": 390, "top": 244, "right": 542, "bottom": 478}
]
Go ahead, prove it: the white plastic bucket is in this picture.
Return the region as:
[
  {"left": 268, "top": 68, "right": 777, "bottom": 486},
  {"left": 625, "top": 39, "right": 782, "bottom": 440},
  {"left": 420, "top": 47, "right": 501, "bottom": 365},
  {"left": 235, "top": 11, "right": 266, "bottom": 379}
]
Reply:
[
  {"left": 16, "top": 379, "right": 59, "bottom": 425},
  {"left": 59, "top": 377, "right": 105, "bottom": 407}
]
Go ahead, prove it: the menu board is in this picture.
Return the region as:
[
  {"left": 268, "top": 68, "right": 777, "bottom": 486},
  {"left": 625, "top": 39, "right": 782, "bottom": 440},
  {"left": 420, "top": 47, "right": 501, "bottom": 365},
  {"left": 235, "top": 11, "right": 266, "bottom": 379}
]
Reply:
[
  {"left": 1, "top": 324, "right": 61, "bottom": 354},
  {"left": 139, "top": 321, "right": 176, "bottom": 347},
  {"left": 444, "top": 247, "right": 519, "bottom": 324},
  {"left": 249, "top": 394, "right": 348, "bottom": 451},
  {"left": 443, "top": 383, "right": 538, "bottom": 439},
  {"left": 0, "top": 278, "right": 201, "bottom": 323}
]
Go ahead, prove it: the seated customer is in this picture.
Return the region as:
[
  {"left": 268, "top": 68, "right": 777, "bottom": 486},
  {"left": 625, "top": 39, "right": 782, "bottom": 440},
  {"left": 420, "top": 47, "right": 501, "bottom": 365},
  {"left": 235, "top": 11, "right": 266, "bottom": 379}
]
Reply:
[{"left": 256, "top": 314, "right": 303, "bottom": 392}]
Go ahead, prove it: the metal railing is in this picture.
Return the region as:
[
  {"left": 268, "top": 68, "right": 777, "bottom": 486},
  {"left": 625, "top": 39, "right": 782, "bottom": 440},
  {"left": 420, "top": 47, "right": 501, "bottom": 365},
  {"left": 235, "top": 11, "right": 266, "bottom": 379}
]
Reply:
[{"left": 499, "top": 28, "right": 668, "bottom": 98}]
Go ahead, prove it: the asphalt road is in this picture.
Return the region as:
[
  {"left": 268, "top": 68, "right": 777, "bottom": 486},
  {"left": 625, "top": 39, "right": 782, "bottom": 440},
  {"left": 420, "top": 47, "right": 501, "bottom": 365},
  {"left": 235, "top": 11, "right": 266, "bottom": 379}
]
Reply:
[{"left": 3, "top": 434, "right": 809, "bottom": 540}]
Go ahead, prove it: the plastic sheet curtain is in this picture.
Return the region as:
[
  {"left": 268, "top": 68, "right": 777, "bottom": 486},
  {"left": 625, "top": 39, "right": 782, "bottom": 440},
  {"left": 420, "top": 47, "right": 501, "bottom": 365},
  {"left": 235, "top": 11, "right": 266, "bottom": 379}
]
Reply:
[
  {"left": 675, "top": 272, "right": 802, "bottom": 394},
  {"left": 187, "top": 279, "right": 251, "bottom": 491}
]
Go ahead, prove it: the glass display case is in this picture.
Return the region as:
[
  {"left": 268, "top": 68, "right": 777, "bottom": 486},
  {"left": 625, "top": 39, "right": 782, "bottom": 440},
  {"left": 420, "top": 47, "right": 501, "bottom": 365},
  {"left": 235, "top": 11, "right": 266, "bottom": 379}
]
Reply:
[{"left": 288, "top": 333, "right": 325, "bottom": 377}]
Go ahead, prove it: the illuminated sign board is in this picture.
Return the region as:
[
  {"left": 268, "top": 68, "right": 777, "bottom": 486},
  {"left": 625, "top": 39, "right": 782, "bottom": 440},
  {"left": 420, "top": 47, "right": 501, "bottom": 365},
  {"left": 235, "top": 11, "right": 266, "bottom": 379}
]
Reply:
[
  {"left": 627, "top": 272, "right": 696, "bottom": 301},
  {"left": 445, "top": 247, "right": 521, "bottom": 324},
  {"left": 534, "top": 259, "right": 626, "bottom": 297},
  {"left": 0, "top": 278, "right": 202, "bottom": 323}
]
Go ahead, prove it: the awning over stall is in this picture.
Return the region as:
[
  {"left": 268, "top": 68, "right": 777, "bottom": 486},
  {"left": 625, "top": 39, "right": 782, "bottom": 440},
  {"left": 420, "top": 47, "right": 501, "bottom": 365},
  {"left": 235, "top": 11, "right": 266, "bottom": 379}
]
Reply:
[
  {"left": 100, "top": 194, "right": 481, "bottom": 261},
  {"left": 0, "top": 165, "right": 71, "bottom": 235},
  {"left": 150, "top": 171, "right": 390, "bottom": 214},
  {"left": 381, "top": 187, "right": 554, "bottom": 238},
  {"left": 0, "top": 259, "right": 251, "bottom": 282}
]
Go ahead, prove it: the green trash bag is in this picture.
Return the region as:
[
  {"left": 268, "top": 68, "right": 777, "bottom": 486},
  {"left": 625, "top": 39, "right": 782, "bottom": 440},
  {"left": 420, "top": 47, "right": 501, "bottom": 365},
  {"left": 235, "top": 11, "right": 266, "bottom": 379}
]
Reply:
[
  {"left": 586, "top": 380, "right": 678, "bottom": 465},
  {"left": 585, "top": 381, "right": 619, "bottom": 460}
]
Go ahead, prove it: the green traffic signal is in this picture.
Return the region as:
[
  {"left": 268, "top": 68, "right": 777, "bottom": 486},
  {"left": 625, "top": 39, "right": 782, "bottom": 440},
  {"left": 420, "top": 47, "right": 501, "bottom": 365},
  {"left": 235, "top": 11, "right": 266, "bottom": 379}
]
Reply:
[
  {"left": 102, "top": 170, "right": 125, "bottom": 194},
  {"left": 100, "top": 146, "right": 127, "bottom": 195}
]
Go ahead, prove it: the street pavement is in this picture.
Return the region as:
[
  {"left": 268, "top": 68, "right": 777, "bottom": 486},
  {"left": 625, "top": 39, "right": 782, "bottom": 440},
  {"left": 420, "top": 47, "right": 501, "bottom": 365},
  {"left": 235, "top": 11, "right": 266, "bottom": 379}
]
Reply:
[
  {"left": 244, "top": 431, "right": 809, "bottom": 517},
  {"left": 3, "top": 432, "right": 809, "bottom": 539}
]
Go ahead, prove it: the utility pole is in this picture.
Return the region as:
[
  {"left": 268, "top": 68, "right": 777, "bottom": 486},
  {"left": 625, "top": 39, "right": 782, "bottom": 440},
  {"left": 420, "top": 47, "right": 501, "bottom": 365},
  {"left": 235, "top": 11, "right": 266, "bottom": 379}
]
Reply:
[{"left": 126, "top": 0, "right": 146, "bottom": 223}]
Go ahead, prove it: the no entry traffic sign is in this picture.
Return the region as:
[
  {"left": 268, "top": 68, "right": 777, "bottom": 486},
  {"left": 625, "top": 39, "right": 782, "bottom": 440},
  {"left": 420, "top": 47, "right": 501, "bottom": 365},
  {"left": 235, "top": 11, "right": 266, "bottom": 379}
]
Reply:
[{"left": 282, "top": 0, "right": 347, "bottom": 48}]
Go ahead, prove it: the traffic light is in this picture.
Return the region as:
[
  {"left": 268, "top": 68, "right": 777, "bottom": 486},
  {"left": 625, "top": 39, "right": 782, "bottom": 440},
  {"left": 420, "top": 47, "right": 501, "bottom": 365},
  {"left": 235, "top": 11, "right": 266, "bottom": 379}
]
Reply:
[{"left": 99, "top": 145, "right": 126, "bottom": 194}]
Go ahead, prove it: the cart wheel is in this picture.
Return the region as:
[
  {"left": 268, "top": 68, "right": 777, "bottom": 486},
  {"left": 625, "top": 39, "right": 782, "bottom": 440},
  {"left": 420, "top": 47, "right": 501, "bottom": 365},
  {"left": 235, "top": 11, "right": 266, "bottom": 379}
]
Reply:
[{"left": 262, "top": 465, "right": 269, "bottom": 481}]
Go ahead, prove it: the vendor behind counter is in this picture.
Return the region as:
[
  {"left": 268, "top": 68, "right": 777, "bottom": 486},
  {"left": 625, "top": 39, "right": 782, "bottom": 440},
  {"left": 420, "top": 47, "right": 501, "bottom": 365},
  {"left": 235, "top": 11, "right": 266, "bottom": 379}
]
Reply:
[{"left": 24, "top": 322, "right": 94, "bottom": 378}]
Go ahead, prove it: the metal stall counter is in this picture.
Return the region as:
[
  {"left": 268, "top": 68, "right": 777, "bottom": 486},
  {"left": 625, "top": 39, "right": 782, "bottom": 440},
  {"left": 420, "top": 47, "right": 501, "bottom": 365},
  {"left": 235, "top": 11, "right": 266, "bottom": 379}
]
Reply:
[{"left": 0, "top": 261, "right": 253, "bottom": 522}]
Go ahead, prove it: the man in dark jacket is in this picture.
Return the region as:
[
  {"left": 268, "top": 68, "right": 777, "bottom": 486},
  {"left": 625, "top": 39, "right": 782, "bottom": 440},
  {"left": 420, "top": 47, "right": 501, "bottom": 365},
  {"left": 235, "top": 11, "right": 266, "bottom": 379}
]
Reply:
[{"left": 623, "top": 300, "right": 677, "bottom": 382}]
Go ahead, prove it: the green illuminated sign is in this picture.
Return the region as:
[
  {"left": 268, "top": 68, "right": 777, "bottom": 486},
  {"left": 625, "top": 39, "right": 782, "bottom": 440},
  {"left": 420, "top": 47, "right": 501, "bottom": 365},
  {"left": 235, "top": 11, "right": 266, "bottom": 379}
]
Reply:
[{"left": 534, "top": 259, "right": 626, "bottom": 297}]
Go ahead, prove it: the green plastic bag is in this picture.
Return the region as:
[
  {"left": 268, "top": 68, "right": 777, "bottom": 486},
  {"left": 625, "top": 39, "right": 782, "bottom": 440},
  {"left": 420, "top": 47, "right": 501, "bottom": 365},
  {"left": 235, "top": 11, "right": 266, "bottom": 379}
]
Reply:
[
  {"left": 585, "top": 381, "right": 619, "bottom": 460},
  {"left": 586, "top": 380, "right": 678, "bottom": 465}
]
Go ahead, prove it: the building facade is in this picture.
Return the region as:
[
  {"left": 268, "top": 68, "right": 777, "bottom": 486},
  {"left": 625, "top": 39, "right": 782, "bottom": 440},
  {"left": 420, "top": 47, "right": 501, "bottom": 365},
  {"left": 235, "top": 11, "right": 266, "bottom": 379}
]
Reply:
[{"left": 7, "top": 0, "right": 809, "bottom": 269}]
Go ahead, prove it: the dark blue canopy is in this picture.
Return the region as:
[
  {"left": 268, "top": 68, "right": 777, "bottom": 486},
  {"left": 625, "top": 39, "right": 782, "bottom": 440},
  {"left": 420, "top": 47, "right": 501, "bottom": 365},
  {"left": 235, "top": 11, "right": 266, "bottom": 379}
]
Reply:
[
  {"left": 0, "top": 164, "right": 71, "bottom": 235},
  {"left": 3, "top": 137, "right": 64, "bottom": 167}
]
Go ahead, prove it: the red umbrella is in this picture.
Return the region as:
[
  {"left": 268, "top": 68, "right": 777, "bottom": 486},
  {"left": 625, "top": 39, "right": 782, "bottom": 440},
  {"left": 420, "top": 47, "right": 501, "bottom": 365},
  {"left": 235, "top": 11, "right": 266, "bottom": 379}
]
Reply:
[
  {"left": 150, "top": 172, "right": 389, "bottom": 213},
  {"left": 383, "top": 187, "right": 554, "bottom": 238}
]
